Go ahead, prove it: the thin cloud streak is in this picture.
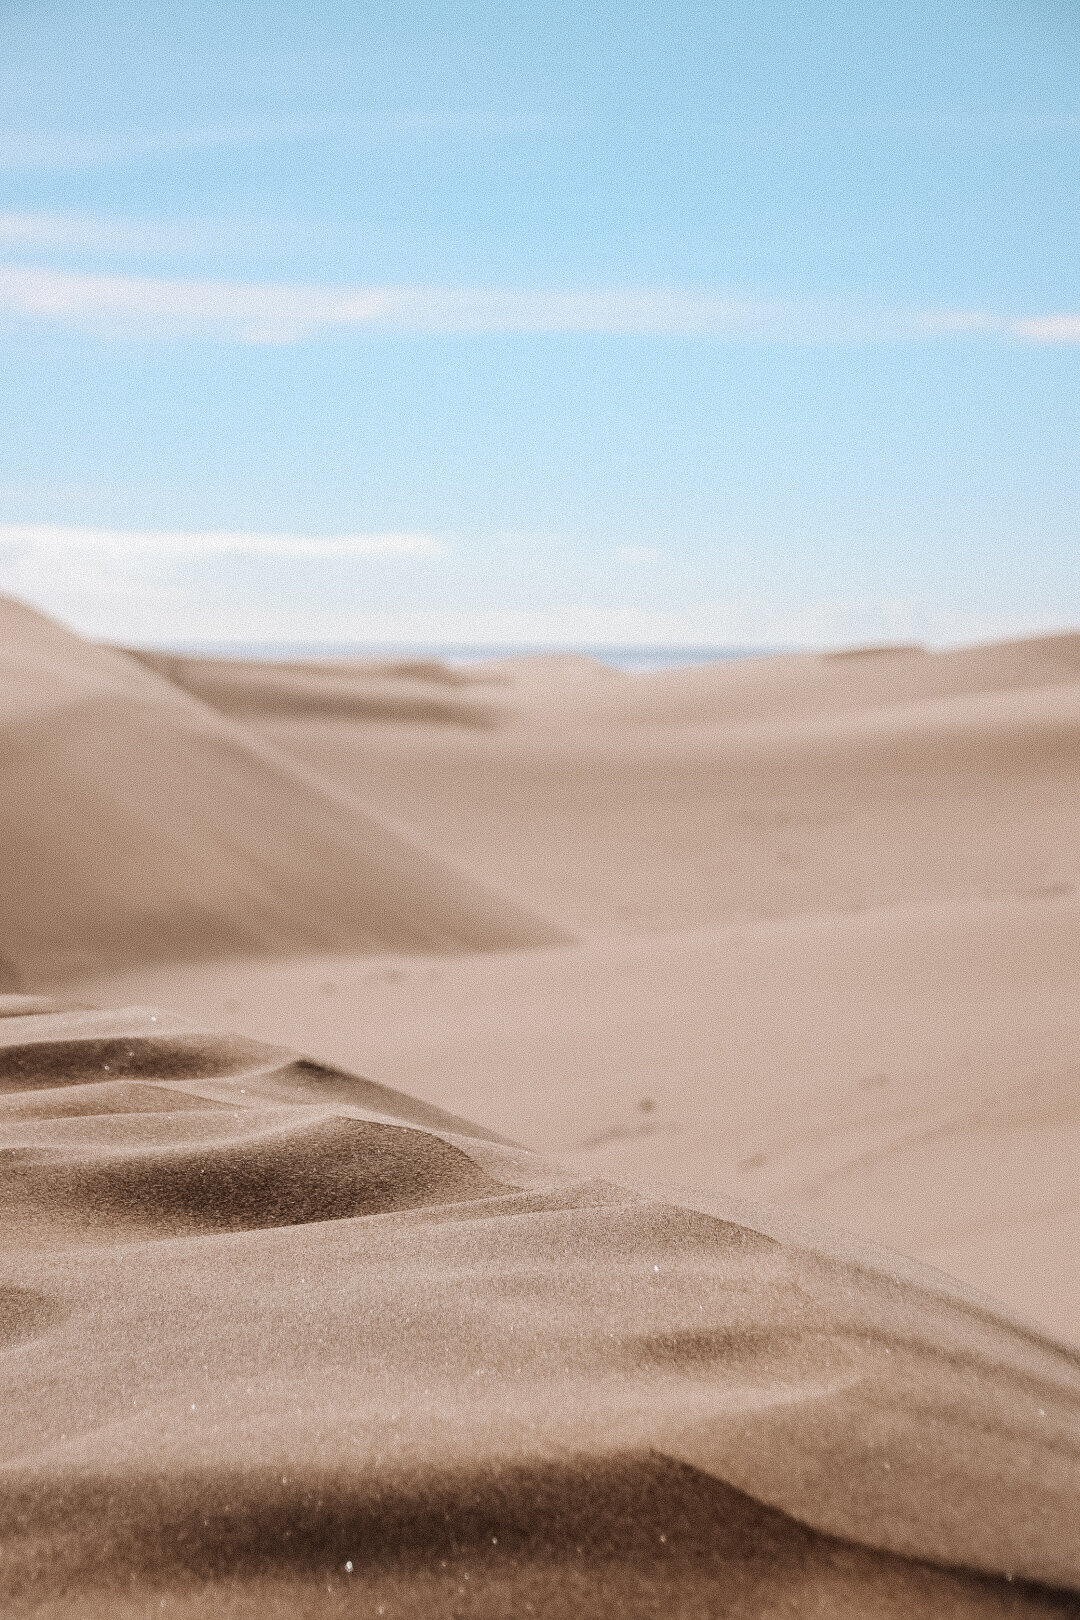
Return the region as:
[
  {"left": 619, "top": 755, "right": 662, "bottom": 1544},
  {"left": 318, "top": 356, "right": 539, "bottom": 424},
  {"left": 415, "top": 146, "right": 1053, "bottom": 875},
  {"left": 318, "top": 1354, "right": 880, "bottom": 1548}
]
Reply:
[
  {"left": 0, "top": 119, "right": 318, "bottom": 172},
  {"left": 0, "top": 212, "right": 233, "bottom": 256},
  {"left": 0, "top": 114, "right": 549, "bottom": 173},
  {"left": 0, "top": 264, "right": 1078, "bottom": 344},
  {"left": 0, "top": 524, "right": 445, "bottom": 559}
]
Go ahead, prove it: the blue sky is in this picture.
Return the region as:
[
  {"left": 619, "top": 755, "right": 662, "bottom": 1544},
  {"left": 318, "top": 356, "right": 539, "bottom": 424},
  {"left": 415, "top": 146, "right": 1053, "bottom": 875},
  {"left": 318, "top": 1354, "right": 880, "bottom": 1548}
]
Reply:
[{"left": 0, "top": 0, "right": 1077, "bottom": 647}]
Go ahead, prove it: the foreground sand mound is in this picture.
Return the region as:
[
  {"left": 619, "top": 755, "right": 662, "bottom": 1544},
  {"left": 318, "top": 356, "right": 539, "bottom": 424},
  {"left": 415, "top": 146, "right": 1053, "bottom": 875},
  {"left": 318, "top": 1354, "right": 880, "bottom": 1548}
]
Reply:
[
  {"left": 0, "top": 597, "right": 564, "bottom": 986},
  {"left": 2, "top": 999, "right": 1078, "bottom": 1617}
]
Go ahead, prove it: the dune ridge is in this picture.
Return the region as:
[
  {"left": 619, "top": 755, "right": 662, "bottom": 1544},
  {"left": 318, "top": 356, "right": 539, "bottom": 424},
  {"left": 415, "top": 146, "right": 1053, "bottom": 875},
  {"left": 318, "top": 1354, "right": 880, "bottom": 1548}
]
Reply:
[
  {"left": 131, "top": 633, "right": 1080, "bottom": 734},
  {"left": 1, "top": 999, "right": 1078, "bottom": 1616}
]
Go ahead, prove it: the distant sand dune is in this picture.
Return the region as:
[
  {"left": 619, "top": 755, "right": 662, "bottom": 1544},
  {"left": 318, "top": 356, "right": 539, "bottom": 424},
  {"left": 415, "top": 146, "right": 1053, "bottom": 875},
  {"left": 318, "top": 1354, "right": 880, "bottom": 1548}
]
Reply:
[
  {"left": 254, "top": 675, "right": 1080, "bottom": 938},
  {"left": 58, "top": 613, "right": 1080, "bottom": 1344},
  {"left": 545, "top": 631, "right": 1080, "bottom": 728},
  {"left": 125, "top": 648, "right": 508, "bottom": 726}
]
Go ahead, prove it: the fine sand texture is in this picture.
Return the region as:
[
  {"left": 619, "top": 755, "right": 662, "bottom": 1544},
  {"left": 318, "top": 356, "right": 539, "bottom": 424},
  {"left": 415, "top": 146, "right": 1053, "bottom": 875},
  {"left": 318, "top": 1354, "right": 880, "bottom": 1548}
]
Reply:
[
  {"left": 2, "top": 1000, "right": 1079, "bottom": 1617},
  {"left": 3, "top": 594, "right": 1080, "bottom": 1611}
]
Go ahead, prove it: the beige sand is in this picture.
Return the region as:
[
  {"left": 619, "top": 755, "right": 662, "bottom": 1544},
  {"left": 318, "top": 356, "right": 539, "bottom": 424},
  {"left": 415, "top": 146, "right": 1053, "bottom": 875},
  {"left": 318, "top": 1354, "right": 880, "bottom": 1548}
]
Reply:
[
  {"left": 2, "top": 1000, "right": 1078, "bottom": 1616},
  {"left": 78, "top": 625, "right": 1080, "bottom": 1342},
  {"left": 0, "top": 597, "right": 563, "bottom": 987},
  {"left": 2, "top": 594, "right": 1079, "bottom": 1613}
]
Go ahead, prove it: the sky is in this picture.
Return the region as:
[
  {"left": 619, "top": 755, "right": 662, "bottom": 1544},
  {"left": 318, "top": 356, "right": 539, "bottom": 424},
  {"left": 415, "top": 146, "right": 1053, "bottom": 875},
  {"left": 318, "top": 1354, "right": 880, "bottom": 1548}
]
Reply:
[{"left": 0, "top": 0, "right": 1078, "bottom": 649}]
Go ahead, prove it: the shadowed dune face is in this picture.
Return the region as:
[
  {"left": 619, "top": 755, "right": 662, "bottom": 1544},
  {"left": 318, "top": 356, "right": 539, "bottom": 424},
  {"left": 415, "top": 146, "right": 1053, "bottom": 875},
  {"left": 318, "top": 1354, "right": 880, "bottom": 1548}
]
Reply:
[
  {"left": 6, "top": 1457, "right": 1076, "bottom": 1619},
  {"left": 0, "top": 1033, "right": 278, "bottom": 1088},
  {"left": 1, "top": 1004, "right": 1079, "bottom": 1618},
  {"left": 2, "top": 1111, "right": 505, "bottom": 1239},
  {"left": 0, "top": 1285, "right": 67, "bottom": 1353}
]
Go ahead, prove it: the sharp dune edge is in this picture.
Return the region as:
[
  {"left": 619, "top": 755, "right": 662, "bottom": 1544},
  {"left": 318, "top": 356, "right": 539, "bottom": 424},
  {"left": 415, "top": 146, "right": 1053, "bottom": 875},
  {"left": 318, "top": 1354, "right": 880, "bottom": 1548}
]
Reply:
[{"left": 2, "top": 593, "right": 1079, "bottom": 1615}]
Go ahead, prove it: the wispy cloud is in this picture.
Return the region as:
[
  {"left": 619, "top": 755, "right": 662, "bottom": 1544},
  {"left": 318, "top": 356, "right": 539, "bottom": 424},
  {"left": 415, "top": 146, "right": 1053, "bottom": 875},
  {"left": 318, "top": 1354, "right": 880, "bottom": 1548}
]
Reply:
[
  {"left": 0, "top": 267, "right": 774, "bottom": 342},
  {"left": 0, "top": 210, "right": 384, "bottom": 266},
  {"left": 1008, "top": 314, "right": 1080, "bottom": 343},
  {"left": 0, "top": 266, "right": 393, "bottom": 342},
  {"left": 614, "top": 545, "right": 663, "bottom": 563},
  {"left": 0, "top": 113, "right": 548, "bottom": 173},
  {"left": 0, "top": 523, "right": 445, "bottom": 559},
  {"left": 0, "top": 119, "right": 318, "bottom": 172},
  {"left": 0, "top": 263, "right": 1078, "bottom": 345},
  {"left": 0, "top": 212, "right": 226, "bottom": 256}
]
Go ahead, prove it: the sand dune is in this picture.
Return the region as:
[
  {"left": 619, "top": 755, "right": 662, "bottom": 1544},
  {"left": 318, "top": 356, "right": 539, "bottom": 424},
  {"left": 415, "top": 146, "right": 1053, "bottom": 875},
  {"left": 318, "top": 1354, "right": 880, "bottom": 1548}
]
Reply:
[
  {"left": 116, "top": 632, "right": 1080, "bottom": 944},
  {"left": 6, "top": 602, "right": 1080, "bottom": 1610},
  {"left": 141, "top": 634, "right": 1080, "bottom": 733},
  {"left": 72, "top": 624, "right": 1080, "bottom": 1344},
  {"left": 531, "top": 632, "right": 1080, "bottom": 729},
  {"left": 0, "top": 596, "right": 564, "bottom": 987},
  {"left": 2, "top": 999, "right": 1078, "bottom": 1616}
]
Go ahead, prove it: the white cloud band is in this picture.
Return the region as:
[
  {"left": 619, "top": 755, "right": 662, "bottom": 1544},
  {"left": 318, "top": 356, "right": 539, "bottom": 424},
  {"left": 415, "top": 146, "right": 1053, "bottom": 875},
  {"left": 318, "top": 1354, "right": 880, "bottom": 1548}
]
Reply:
[{"left": 0, "top": 262, "right": 1077, "bottom": 345}]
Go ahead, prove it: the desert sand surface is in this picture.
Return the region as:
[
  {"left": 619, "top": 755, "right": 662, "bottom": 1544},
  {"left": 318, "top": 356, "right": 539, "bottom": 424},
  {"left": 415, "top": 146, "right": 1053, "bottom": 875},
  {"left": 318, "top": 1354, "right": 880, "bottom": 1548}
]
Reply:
[
  {"left": 3, "top": 593, "right": 1080, "bottom": 1613},
  {"left": 83, "top": 624, "right": 1080, "bottom": 1341},
  {"left": 2, "top": 999, "right": 1079, "bottom": 1616}
]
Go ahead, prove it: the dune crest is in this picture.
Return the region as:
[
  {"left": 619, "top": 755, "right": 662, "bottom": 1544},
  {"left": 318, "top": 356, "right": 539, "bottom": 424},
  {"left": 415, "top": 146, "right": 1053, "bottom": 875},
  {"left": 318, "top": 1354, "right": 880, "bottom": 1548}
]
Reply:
[{"left": 0, "top": 999, "right": 1078, "bottom": 1616}]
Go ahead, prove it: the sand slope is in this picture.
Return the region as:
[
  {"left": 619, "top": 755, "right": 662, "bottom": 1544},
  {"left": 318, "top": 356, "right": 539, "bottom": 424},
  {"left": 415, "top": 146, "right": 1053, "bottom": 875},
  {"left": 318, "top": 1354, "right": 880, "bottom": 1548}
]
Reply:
[
  {"left": 2, "top": 998, "right": 1078, "bottom": 1617},
  {"left": 0, "top": 597, "right": 564, "bottom": 987}
]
